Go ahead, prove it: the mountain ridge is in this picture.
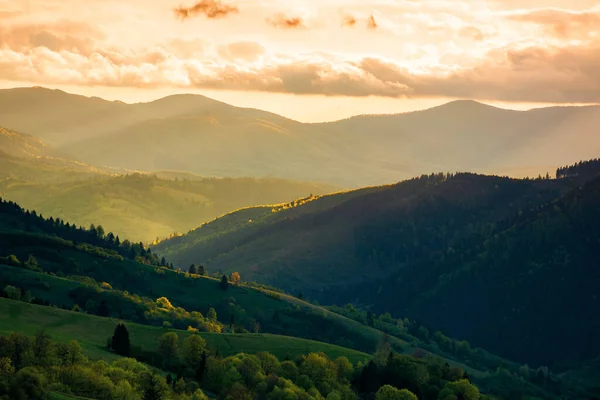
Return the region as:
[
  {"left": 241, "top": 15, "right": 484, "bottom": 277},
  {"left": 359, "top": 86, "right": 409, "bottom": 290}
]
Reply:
[{"left": 3, "top": 86, "right": 600, "bottom": 187}]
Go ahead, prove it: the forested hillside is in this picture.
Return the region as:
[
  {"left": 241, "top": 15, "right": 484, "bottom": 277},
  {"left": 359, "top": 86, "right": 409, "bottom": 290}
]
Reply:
[
  {"left": 2, "top": 195, "right": 580, "bottom": 399},
  {"left": 154, "top": 160, "right": 600, "bottom": 371}
]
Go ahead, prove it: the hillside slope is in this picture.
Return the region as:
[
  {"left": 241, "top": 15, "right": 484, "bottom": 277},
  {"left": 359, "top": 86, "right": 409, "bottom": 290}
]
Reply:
[
  {"left": 0, "top": 173, "right": 336, "bottom": 241},
  {"left": 154, "top": 173, "right": 574, "bottom": 292},
  {"left": 0, "top": 298, "right": 368, "bottom": 364},
  {"left": 155, "top": 165, "right": 600, "bottom": 368}
]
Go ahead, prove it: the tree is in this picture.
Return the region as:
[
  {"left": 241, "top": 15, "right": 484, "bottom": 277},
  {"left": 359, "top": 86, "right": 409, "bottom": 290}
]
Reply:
[
  {"left": 140, "top": 372, "right": 170, "bottom": 400},
  {"left": 114, "top": 380, "right": 137, "bottom": 400},
  {"left": 96, "top": 225, "right": 105, "bottom": 239},
  {"left": 25, "top": 255, "right": 41, "bottom": 272},
  {"left": 4, "top": 285, "right": 20, "bottom": 301},
  {"left": 220, "top": 275, "right": 229, "bottom": 291},
  {"left": 111, "top": 323, "right": 131, "bottom": 357},
  {"left": 182, "top": 335, "right": 207, "bottom": 372},
  {"left": 9, "top": 367, "right": 48, "bottom": 400},
  {"left": 438, "top": 379, "right": 480, "bottom": 400},
  {"left": 207, "top": 308, "right": 217, "bottom": 322},
  {"left": 367, "top": 311, "right": 375, "bottom": 327},
  {"left": 32, "top": 330, "right": 53, "bottom": 366},
  {"left": 230, "top": 272, "right": 241, "bottom": 285},
  {"left": 189, "top": 264, "right": 198, "bottom": 275},
  {"left": 374, "top": 333, "right": 392, "bottom": 366},
  {"left": 376, "top": 385, "right": 418, "bottom": 400},
  {"left": 98, "top": 300, "right": 109, "bottom": 317},
  {"left": 158, "top": 332, "right": 179, "bottom": 369},
  {"left": 198, "top": 264, "right": 206, "bottom": 276},
  {"left": 8, "top": 332, "right": 32, "bottom": 369}
]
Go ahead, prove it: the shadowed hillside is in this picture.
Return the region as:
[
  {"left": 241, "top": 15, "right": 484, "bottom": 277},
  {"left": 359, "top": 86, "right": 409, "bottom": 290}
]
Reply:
[{"left": 154, "top": 160, "right": 600, "bottom": 370}]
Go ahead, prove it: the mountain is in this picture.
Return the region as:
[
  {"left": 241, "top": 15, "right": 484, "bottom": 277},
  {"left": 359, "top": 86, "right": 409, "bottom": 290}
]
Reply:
[
  {"left": 0, "top": 173, "right": 337, "bottom": 241},
  {"left": 3, "top": 87, "right": 600, "bottom": 187},
  {"left": 0, "top": 197, "right": 583, "bottom": 399},
  {"left": 0, "top": 87, "right": 231, "bottom": 146},
  {"left": 0, "top": 124, "right": 338, "bottom": 241},
  {"left": 154, "top": 160, "right": 600, "bottom": 369},
  {"left": 0, "top": 126, "right": 51, "bottom": 158}
]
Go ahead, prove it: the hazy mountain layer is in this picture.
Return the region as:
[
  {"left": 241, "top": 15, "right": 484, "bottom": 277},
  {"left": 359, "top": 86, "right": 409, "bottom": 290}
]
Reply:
[{"left": 4, "top": 87, "right": 600, "bottom": 186}]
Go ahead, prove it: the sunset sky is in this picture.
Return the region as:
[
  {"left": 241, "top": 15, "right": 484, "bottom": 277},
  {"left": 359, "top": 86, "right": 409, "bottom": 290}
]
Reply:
[{"left": 1, "top": 0, "right": 599, "bottom": 121}]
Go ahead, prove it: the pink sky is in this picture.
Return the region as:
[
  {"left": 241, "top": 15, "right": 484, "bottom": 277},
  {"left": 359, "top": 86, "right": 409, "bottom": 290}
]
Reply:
[{"left": 1, "top": 0, "right": 599, "bottom": 121}]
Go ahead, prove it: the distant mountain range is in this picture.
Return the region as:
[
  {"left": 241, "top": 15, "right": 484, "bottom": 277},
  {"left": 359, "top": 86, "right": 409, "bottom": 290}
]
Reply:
[
  {"left": 154, "top": 160, "right": 600, "bottom": 369},
  {"left": 2, "top": 87, "right": 600, "bottom": 187}
]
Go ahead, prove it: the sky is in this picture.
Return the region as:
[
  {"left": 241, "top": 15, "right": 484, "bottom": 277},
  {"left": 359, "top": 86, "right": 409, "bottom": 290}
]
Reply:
[{"left": 1, "top": 0, "right": 599, "bottom": 121}]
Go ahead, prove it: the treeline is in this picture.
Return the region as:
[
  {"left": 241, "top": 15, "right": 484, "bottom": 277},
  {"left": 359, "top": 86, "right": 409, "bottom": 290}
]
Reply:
[
  {"left": 1, "top": 276, "right": 225, "bottom": 334},
  {"left": 0, "top": 328, "right": 491, "bottom": 400},
  {"left": 116, "top": 325, "right": 490, "bottom": 400},
  {"left": 556, "top": 158, "right": 600, "bottom": 179},
  {"left": 0, "top": 197, "right": 170, "bottom": 268},
  {"left": 0, "top": 331, "right": 208, "bottom": 400}
]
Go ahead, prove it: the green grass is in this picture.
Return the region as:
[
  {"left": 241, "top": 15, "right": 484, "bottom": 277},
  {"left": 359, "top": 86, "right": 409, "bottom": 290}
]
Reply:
[
  {"left": 0, "top": 298, "right": 370, "bottom": 364},
  {"left": 49, "top": 392, "right": 94, "bottom": 400}
]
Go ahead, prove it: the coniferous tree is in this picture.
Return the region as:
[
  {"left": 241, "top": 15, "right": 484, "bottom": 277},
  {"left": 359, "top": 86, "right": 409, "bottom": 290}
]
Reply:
[
  {"left": 111, "top": 323, "right": 131, "bottom": 357},
  {"left": 198, "top": 264, "right": 206, "bottom": 276},
  {"left": 188, "top": 264, "right": 197, "bottom": 275},
  {"left": 220, "top": 274, "right": 229, "bottom": 291},
  {"left": 98, "top": 300, "right": 109, "bottom": 317}
]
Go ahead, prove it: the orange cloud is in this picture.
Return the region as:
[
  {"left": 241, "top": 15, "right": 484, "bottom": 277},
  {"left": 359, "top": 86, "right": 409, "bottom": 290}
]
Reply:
[
  {"left": 2, "top": 20, "right": 600, "bottom": 104},
  {"left": 508, "top": 8, "right": 600, "bottom": 39},
  {"left": 267, "top": 14, "right": 306, "bottom": 29},
  {"left": 218, "top": 41, "right": 265, "bottom": 62},
  {"left": 458, "top": 26, "right": 485, "bottom": 41},
  {"left": 342, "top": 15, "right": 357, "bottom": 28},
  {"left": 0, "top": 21, "right": 102, "bottom": 55},
  {"left": 367, "top": 15, "right": 378, "bottom": 30},
  {"left": 174, "top": 0, "right": 239, "bottom": 20}
]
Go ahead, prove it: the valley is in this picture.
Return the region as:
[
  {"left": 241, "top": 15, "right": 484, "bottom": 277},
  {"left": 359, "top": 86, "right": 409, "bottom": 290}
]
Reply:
[{"left": 1, "top": 87, "right": 599, "bottom": 400}]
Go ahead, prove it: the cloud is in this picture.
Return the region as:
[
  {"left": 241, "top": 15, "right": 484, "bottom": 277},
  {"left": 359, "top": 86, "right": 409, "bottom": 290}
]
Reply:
[
  {"left": 174, "top": 0, "right": 238, "bottom": 20},
  {"left": 267, "top": 14, "right": 306, "bottom": 29},
  {"left": 218, "top": 41, "right": 265, "bottom": 62},
  {"left": 342, "top": 15, "right": 357, "bottom": 28},
  {"left": 458, "top": 26, "right": 485, "bottom": 41},
  {"left": 2, "top": 16, "right": 600, "bottom": 104},
  {"left": 0, "top": 21, "right": 102, "bottom": 55},
  {"left": 507, "top": 7, "right": 600, "bottom": 39},
  {"left": 367, "top": 15, "right": 378, "bottom": 30}
]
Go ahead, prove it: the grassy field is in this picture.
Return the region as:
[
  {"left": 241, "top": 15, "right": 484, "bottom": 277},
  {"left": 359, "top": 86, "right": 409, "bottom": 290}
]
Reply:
[
  {"left": 49, "top": 393, "right": 94, "bottom": 400},
  {"left": 0, "top": 298, "right": 370, "bottom": 364}
]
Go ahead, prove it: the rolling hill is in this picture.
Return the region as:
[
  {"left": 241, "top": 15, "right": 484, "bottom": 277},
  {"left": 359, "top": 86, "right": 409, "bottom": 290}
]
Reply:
[
  {"left": 0, "top": 184, "right": 589, "bottom": 398},
  {"left": 0, "top": 172, "right": 337, "bottom": 242},
  {"left": 3, "top": 87, "right": 600, "bottom": 187},
  {"left": 0, "top": 126, "right": 52, "bottom": 158},
  {"left": 154, "top": 160, "right": 600, "bottom": 370},
  {"left": 0, "top": 126, "right": 338, "bottom": 241},
  {"left": 0, "top": 299, "right": 369, "bottom": 364}
]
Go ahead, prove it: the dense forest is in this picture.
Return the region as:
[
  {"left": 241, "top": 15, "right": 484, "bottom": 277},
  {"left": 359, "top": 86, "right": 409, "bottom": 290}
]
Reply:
[
  {"left": 155, "top": 159, "right": 600, "bottom": 372},
  {"left": 0, "top": 329, "right": 489, "bottom": 400},
  {"left": 1, "top": 193, "right": 585, "bottom": 399}
]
